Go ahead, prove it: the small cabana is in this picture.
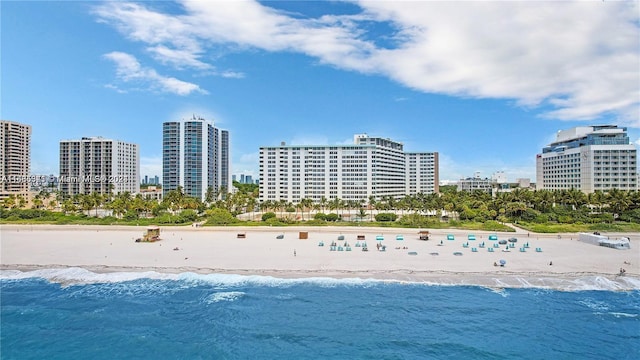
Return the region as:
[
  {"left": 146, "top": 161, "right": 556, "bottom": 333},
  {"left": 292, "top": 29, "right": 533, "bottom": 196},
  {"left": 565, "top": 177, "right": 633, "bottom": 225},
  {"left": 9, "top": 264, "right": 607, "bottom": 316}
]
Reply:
[{"left": 418, "top": 231, "right": 430, "bottom": 241}]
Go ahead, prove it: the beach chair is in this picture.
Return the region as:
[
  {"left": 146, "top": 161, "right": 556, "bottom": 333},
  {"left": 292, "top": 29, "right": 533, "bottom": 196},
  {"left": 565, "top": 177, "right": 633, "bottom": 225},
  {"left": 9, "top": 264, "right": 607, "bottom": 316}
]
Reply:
[
  {"left": 346, "top": 246, "right": 352, "bottom": 251},
  {"left": 463, "top": 243, "right": 469, "bottom": 248},
  {"left": 396, "top": 235, "right": 404, "bottom": 241},
  {"left": 493, "top": 243, "right": 500, "bottom": 248},
  {"left": 536, "top": 247, "right": 542, "bottom": 252},
  {"left": 318, "top": 241, "right": 324, "bottom": 247},
  {"left": 488, "top": 235, "right": 498, "bottom": 241},
  {"left": 447, "top": 234, "right": 455, "bottom": 241},
  {"left": 468, "top": 234, "right": 476, "bottom": 241},
  {"left": 338, "top": 246, "right": 344, "bottom": 251},
  {"left": 376, "top": 235, "right": 384, "bottom": 241},
  {"left": 488, "top": 247, "right": 494, "bottom": 252},
  {"left": 519, "top": 248, "right": 526, "bottom": 252},
  {"left": 355, "top": 241, "right": 361, "bottom": 247},
  {"left": 471, "top": 248, "right": 478, "bottom": 252},
  {"left": 479, "top": 243, "right": 485, "bottom": 248}
]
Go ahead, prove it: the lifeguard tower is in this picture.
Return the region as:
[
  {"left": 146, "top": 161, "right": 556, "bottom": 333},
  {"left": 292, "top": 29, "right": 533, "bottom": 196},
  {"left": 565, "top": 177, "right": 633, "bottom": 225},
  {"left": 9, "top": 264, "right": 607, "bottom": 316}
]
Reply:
[{"left": 136, "top": 226, "right": 161, "bottom": 242}]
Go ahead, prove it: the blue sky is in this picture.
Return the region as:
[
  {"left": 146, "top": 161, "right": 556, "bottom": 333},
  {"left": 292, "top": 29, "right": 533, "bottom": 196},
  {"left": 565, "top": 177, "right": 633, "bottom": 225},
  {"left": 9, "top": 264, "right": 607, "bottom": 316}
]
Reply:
[{"left": 2, "top": 1, "right": 639, "bottom": 183}]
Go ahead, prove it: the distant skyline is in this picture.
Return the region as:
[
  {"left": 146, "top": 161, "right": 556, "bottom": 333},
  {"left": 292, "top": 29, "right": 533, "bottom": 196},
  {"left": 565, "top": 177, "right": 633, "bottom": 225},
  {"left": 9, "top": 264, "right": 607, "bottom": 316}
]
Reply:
[{"left": 2, "top": 1, "right": 639, "bottom": 183}]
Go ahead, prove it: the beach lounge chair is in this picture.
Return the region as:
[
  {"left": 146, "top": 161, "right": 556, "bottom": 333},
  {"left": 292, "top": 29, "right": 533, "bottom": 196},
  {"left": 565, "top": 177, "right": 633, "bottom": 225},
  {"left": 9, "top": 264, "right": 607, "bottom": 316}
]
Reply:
[
  {"left": 376, "top": 235, "right": 384, "bottom": 241},
  {"left": 468, "top": 234, "right": 476, "bottom": 241},
  {"left": 447, "top": 234, "right": 455, "bottom": 241},
  {"left": 396, "top": 235, "right": 404, "bottom": 241}
]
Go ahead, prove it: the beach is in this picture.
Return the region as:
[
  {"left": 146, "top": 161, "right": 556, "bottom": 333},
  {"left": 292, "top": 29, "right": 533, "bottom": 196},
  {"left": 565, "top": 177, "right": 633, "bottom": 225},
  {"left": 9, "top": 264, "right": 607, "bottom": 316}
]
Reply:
[{"left": 1, "top": 224, "right": 639, "bottom": 289}]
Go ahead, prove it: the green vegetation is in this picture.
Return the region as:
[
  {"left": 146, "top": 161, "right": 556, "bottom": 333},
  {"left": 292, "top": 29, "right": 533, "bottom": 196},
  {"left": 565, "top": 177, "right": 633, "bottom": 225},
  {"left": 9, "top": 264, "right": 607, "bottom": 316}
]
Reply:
[{"left": 2, "top": 186, "right": 639, "bottom": 233}]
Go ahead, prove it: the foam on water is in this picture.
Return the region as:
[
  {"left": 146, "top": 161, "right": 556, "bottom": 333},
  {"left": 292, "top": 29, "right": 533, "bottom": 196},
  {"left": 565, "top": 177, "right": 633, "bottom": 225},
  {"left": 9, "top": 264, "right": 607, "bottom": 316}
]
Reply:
[
  {"left": 204, "top": 291, "right": 245, "bottom": 303},
  {"left": 1, "top": 268, "right": 639, "bottom": 292}
]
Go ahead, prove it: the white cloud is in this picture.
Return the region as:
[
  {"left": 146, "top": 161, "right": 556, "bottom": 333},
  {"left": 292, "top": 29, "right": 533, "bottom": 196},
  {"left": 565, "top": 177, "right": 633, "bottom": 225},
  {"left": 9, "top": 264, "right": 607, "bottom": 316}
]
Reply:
[
  {"left": 147, "top": 45, "right": 212, "bottom": 70},
  {"left": 103, "top": 51, "right": 207, "bottom": 95},
  {"left": 140, "top": 156, "right": 163, "bottom": 181},
  {"left": 95, "top": 1, "right": 639, "bottom": 126},
  {"left": 220, "top": 71, "right": 245, "bottom": 79},
  {"left": 232, "top": 152, "right": 260, "bottom": 179},
  {"left": 437, "top": 153, "right": 536, "bottom": 183}
]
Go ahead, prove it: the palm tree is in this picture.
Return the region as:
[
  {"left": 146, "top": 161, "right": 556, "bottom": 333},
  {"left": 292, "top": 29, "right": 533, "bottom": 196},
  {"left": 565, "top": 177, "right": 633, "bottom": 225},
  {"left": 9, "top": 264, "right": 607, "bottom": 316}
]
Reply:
[{"left": 368, "top": 195, "right": 376, "bottom": 221}]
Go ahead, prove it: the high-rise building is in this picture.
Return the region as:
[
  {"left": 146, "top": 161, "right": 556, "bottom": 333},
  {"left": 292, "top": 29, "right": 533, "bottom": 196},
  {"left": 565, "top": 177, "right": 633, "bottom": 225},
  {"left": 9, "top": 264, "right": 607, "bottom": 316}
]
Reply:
[
  {"left": 59, "top": 136, "right": 139, "bottom": 197},
  {"left": 162, "top": 116, "right": 230, "bottom": 201},
  {"left": 406, "top": 152, "right": 439, "bottom": 195},
  {"left": 259, "top": 134, "right": 439, "bottom": 203},
  {"left": 536, "top": 125, "right": 638, "bottom": 193},
  {"left": 0, "top": 120, "right": 31, "bottom": 201}
]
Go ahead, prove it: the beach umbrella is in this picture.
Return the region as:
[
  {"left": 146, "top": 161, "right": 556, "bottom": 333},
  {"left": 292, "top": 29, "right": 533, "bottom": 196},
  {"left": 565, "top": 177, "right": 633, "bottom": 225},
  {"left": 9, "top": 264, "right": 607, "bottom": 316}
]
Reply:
[
  {"left": 500, "top": 259, "right": 506, "bottom": 266},
  {"left": 499, "top": 240, "right": 507, "bottom": 245},
  {"left": 508, "top": 237, "right": 518, "bottom": 243}
]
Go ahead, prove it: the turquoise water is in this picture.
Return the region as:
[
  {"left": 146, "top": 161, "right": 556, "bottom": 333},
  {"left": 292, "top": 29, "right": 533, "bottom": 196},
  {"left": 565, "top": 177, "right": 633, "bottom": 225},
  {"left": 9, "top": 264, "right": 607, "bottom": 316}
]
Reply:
[{"left": 1, "top": 269, "right": 639, "bottom": 360}]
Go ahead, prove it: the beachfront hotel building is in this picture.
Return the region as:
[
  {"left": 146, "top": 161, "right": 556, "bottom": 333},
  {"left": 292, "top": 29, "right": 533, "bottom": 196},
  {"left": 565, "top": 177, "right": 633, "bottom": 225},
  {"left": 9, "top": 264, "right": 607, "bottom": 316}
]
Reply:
[
  {"left": 162, "top": 116, "right": 230, "bottom": 201},
  {"left": 406, "top": 152, "right": 439, "bottom": 195},
  {"left": 258, "top": 134, "right": 439, "bottom": 203},
  {"left": 0, "top": 120, "right": 31, "bottom": 201},
  {"left": 59, "top": 137, "right": 139, "bottom": 197},
  {"left": 536, "top": 125, "right": 638, "bottom": 193}
]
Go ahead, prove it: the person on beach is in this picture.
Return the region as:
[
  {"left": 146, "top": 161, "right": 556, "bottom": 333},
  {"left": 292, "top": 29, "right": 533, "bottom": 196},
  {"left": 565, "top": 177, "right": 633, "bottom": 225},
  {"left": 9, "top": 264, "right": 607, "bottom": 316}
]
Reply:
[{"left": 294, "top": 249, "right": 296, "bottom": 257}]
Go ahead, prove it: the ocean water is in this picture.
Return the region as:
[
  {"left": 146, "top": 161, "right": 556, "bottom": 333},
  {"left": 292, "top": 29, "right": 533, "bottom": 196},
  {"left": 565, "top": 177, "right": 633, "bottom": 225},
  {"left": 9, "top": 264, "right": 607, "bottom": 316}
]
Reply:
[{"left": 1, "top": 269, "right": 639, "bottom": 360}]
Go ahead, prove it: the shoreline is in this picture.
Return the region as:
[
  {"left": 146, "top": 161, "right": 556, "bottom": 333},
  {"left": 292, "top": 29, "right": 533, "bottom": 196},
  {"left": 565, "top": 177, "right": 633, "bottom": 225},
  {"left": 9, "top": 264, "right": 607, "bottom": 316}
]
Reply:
[
  {"left": 2, "top": 224, "right": 638, "bottom": 291},
  {"left": 3, "top": 264, "right": 638, "bottom": 292}
]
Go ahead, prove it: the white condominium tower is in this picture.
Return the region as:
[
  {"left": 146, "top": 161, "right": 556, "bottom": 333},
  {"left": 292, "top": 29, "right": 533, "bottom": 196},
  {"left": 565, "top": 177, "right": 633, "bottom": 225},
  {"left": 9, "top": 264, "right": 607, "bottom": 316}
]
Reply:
[
  {"left": 259, "top": 134, "right": 439, "bottom": 203},
  {"left": 406, "top": 152, "right": 439, "bottom": 195},
  {"left": 536, "top": 125, "right": 638, "bottom": 193},
  {"left": 0, "top": 120, "right": 31, "bottom": 201},
  {"left": 162, "top": 116, "right": 230, "bottom": 201},
  {"left": 59, "top": 136, "right": 139, "bottom": 197}
]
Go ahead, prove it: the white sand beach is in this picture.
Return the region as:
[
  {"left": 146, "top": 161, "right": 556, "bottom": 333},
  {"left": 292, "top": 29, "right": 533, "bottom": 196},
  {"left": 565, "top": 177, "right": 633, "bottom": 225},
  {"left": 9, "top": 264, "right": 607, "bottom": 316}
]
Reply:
[{"left": 1, "top": 225, "right": 639, "bottom": 289}]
